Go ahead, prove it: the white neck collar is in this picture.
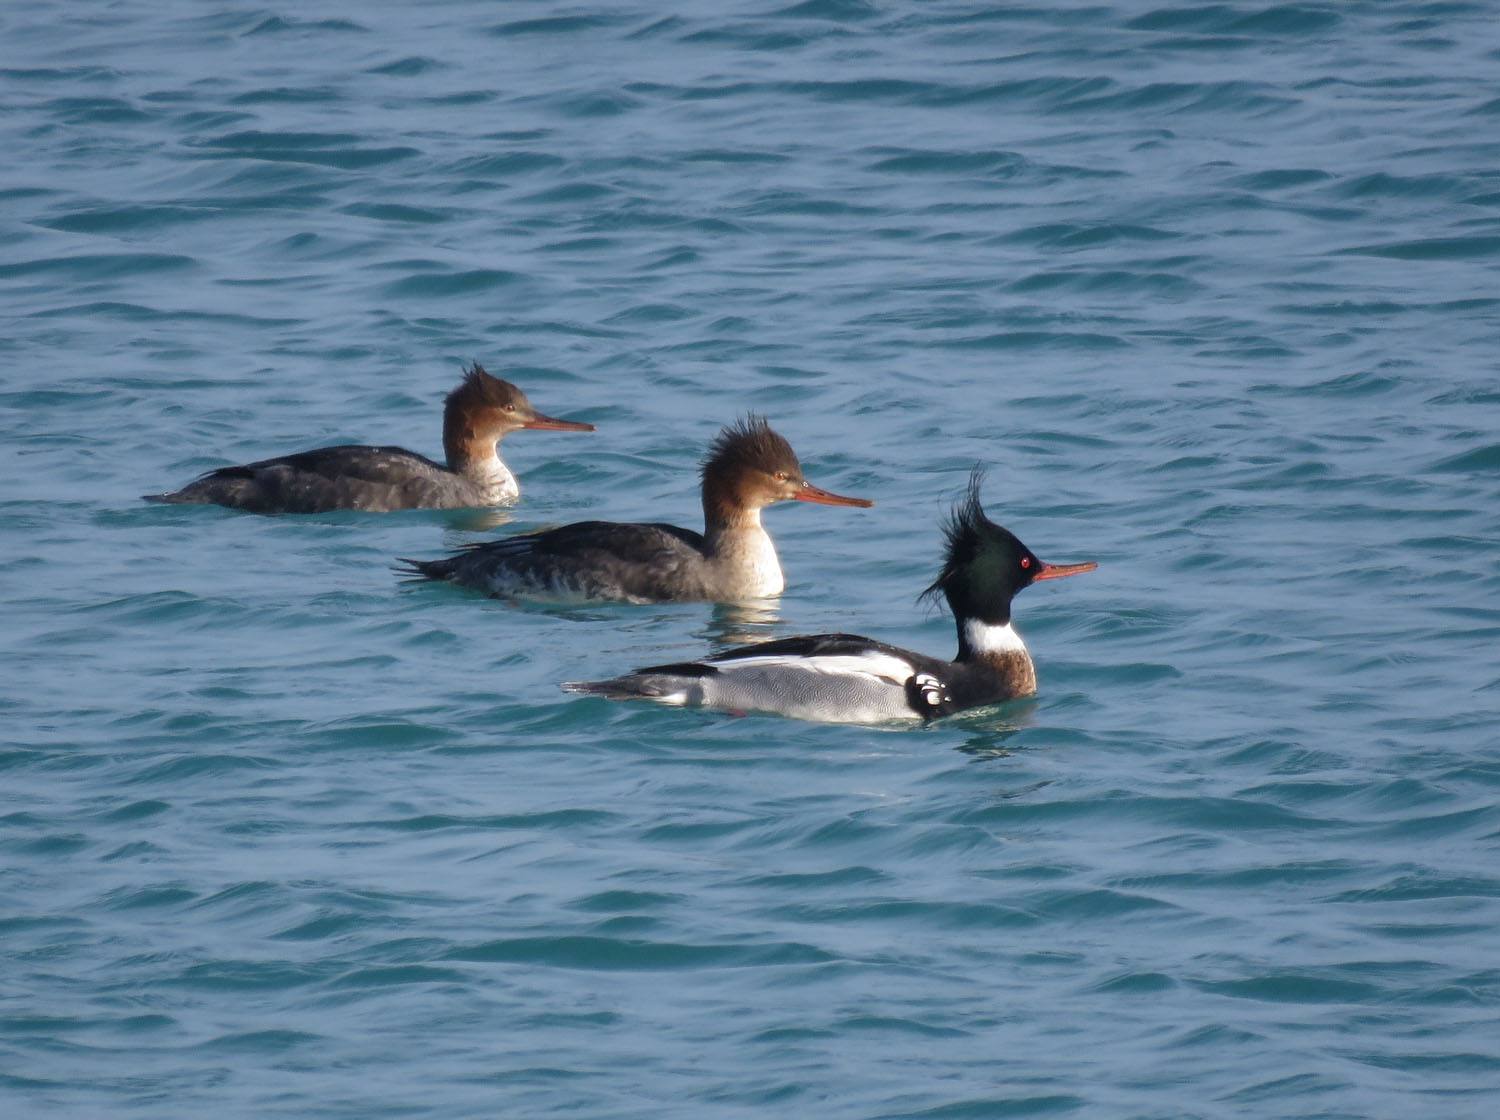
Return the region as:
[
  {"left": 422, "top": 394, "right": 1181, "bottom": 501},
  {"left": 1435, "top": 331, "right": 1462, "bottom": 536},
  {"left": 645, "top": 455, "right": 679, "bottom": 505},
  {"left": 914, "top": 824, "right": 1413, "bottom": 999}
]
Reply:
[{"left": 963, "top": 618, "right": 1027, "bottom": 655}]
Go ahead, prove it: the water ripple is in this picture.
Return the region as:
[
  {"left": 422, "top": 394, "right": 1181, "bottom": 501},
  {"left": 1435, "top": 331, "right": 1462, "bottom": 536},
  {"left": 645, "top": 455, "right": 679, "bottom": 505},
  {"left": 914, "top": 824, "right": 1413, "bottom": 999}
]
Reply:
[{"left": 4, "top": 1, "right": 1500, "bottom": 1116}]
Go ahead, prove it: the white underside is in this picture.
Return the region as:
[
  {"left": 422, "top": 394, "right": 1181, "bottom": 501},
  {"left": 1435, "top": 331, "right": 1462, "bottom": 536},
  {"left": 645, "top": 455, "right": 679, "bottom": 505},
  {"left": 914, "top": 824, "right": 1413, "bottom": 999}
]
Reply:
[
  {"left": 718, "top": 512, "right": 784, "bottom": 598},
  {"left": 685, "top": 649, "right": 920, "bottom": 723},
  {"left": 469, "top": 456, "right": 519, "bottom": 504}
]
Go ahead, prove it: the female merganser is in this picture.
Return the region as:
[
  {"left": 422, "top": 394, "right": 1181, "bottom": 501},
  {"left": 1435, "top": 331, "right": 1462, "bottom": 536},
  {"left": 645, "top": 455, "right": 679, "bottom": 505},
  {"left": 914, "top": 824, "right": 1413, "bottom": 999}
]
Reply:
[
  {"left": 562, "top": 476, "right": 1096, "bottom": 722},
  {"left": 399, "top": 416, "right": 872, "bottom": 602},
  {"left": 143, "top": 363, "right": 594, "bottom": 513}
]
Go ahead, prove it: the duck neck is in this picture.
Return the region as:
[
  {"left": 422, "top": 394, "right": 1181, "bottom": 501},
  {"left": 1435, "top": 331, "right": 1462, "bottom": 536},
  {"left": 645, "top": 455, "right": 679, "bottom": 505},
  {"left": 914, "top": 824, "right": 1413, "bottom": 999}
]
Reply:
[
  {"left": 955, "top": 616, "right": 1036, "bottom": 695},
  {"left": 444, "top": 427, "right": 516, "bottom": 500},
  {"left": 443, "top": 430, "right": 488, "bottom": 472},
  {"left": 703, "top": 494, "right": 783, "bottom": 597},
  {"left": 443, "top": 379, "right": 490, "bottom": 471}
]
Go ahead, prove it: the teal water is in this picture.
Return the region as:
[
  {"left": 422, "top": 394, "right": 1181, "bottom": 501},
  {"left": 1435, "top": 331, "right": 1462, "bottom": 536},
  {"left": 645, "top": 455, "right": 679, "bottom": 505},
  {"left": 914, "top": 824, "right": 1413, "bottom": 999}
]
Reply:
[{"left": 4, "top": 2, "right": 1500, "bottom": 1117}]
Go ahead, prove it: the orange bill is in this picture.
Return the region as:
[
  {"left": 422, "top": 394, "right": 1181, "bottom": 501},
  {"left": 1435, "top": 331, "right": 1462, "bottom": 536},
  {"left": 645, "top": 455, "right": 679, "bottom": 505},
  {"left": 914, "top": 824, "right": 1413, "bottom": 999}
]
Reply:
[
  {"left": 523, "top": 412, "right": 595, "bottom": 432},
  {"left": 1032, "top": 560, "right": 1098, "bottom": 581},
  {"left": 794, "top": 481, "right": 874, "bottom": 508}
]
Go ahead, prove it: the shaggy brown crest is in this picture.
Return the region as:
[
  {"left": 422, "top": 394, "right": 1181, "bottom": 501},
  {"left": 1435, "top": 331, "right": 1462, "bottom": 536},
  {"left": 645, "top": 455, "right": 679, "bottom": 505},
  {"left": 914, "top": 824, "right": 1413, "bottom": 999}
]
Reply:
[
  {"left": 700, "top": 415, "right": 799, "bottom": 480},
  {"left": 447, "top": 362, "right": 526, "bottom": 411}
]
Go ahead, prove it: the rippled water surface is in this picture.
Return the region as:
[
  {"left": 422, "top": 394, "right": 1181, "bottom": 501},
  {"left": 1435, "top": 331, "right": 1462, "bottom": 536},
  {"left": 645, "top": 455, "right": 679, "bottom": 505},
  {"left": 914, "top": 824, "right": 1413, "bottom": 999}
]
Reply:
[{"left": 4, "top": 2, "right": 1500, "bottom": 1117}]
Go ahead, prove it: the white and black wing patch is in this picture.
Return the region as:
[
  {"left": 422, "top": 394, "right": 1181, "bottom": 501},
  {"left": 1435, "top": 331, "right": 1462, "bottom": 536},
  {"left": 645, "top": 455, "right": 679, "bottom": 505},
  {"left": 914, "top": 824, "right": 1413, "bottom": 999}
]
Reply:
[{"left": 905, "top": 671, "right": 953, "bottom": 717}]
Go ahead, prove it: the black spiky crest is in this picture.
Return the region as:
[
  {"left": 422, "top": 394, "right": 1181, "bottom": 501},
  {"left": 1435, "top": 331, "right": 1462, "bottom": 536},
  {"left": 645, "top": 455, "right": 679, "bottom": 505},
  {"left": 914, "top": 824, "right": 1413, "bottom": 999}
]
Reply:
[
  {"left": 921, "top": 468, "right": 1039, "bottom": 625},
  {"left": 701, "top": 414, "right": 799, "bottom": 481}
]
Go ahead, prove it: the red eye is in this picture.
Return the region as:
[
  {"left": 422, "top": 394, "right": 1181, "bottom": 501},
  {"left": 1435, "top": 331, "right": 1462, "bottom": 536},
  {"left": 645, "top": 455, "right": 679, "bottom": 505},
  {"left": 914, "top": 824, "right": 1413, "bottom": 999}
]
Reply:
[{"left": 1020, "top": 557, "right": 1031, "bottom": 569}]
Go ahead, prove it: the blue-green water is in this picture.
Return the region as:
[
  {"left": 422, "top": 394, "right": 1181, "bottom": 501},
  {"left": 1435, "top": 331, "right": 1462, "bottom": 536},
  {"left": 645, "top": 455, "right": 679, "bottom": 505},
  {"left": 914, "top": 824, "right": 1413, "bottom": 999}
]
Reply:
[{"left": 4, "top": 2, "right": 1500, "bottom": 1117}]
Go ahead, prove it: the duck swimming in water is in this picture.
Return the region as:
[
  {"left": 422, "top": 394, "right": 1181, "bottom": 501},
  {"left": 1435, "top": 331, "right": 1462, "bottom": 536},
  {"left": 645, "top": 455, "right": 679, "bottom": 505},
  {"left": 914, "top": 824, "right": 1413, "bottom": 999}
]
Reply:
[
  {"left": 399, "top": 416, "right": 872, "bottom": 603},
  {"left": 143, "top": 363, "right": 594, "bottom": 513},
  {"left": 562, "top": 475, "right": 1095, "bottom": 722}
]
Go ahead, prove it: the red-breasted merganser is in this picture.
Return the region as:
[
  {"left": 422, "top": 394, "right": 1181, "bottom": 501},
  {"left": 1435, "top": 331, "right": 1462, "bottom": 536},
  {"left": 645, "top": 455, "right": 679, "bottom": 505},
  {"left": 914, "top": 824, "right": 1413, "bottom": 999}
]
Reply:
[
  {"left": 562, "top": 475, "right": 1096, "bottom": 722},
  {"left": 399, "top": 416, "right": 872, "bottom": 602},
  {"left": 143, "top": 363, "right": 594, "bottom": 513}
]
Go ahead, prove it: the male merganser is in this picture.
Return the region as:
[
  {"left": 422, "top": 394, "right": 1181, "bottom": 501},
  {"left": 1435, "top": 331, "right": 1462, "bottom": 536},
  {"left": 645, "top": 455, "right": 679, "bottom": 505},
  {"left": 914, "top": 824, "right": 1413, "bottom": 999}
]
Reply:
[
  {"left": 143, "top": 363, "right": 594, "bottom": 513},
  {"left": 561, "top": 476, "right": 1096, "bottom": 722},
  {"left": 399, "top": 416, "right": 872, "bottom": 602}
]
